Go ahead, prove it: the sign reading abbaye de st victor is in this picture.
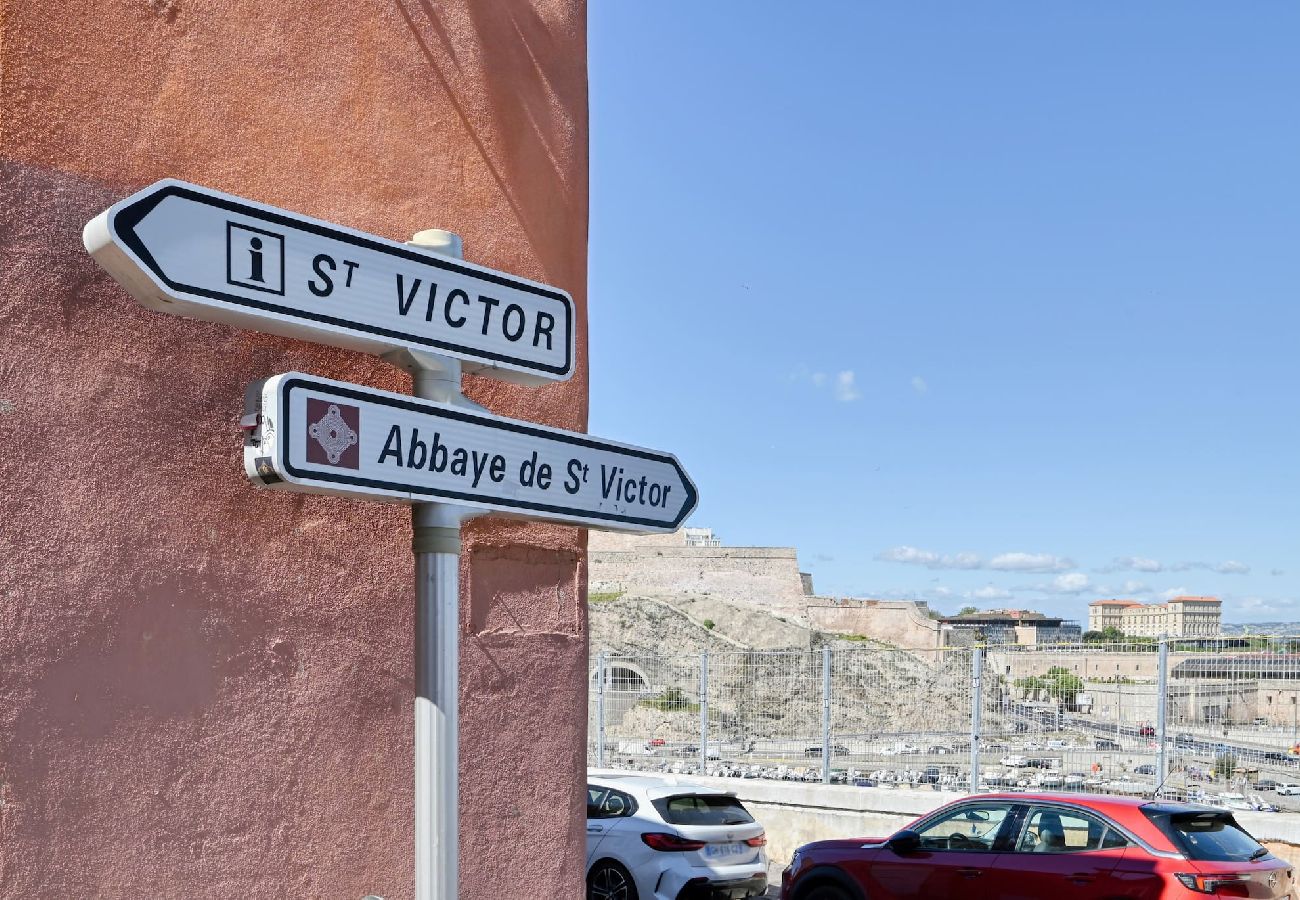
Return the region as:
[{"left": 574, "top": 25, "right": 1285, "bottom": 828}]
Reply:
[{"left": 245, "top": 373, "right": 698, "bottom": 532}]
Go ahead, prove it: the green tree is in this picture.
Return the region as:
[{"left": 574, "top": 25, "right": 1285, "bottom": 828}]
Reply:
[
  {"left": 1015, "top": 670, "right": 1083, "bottom": 707},
  {"left": 1214, "top": 752, "right": 1238, "bottom": 780},
  {"left": 957, "top": 606, "right": 979, "bottom": 616}
]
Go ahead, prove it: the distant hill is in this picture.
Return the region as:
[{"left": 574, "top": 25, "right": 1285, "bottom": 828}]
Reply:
[{"left": 1221, "top": 622, "right": 1300, "bottom": 636}]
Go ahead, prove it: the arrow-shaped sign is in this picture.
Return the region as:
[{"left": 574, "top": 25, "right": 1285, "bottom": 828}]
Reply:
[
  {"left": 244, "top": 373, "right": 698, "bottom": 532},
  {"left": 84, "top": 180, "right": 574, "bottom": 385}
]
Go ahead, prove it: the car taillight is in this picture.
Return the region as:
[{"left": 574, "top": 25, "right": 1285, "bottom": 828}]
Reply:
[
  {"left": 1174, "top": 873, "right": 1253, "bottom": 896},
  {"left": 745, "top": 834, "right": 767, "bottom": 847},
  {"left": 641, "top": 832, "right": 707, "bottom": 852}
]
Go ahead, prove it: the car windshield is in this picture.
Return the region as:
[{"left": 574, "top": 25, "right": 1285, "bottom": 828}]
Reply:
[
  {"left": 1144, "top": 809, "right": 1268, "bottom": 862},
  {"left": 652, "top": 794, "right": 754, "bottom": 826}
]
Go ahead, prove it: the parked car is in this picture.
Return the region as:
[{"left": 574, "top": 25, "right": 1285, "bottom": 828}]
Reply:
[
  {"left": 1094, "top": 738, "right": 1122, "bottom": 751},
  {"left": 1000, "top": 754, "right": 1029, "bottom": 768},
  {"left": 1133, "top": 764, "right": 1156, "bottom": 776},
  {"left": 1256, "top": 779, "right": 1281, "bottom": 792},
  {"left": 586, "top": 774, "right": 768, "bottom": 900},
  {"left": 780, "top": 792, "right": 1293, "bottom": 900},
  {"left": 1137, "top": 724, "right": 1156, "bottom": 737},
  {"left": 1174, "top": 733, "right": 1196, "bottom": 747},
  {"left": 804, "top": 744, "right": 850, "bottom": 757},
  {"left": 1275, "top": 782, "right": 1300, "bottom": 796}
]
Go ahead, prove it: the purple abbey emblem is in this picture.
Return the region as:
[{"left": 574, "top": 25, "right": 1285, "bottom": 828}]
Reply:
[{"left": 306, "top": 398, "right": 360, "bottom": 468}]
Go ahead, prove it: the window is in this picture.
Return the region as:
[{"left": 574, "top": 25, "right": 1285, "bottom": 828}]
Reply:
[
  {"left": 1017, "top": 807, "right": 1125, "bottom": 853},
  {"left": 587, "top": 786, "right": 636, "bottom": 819},
  {"left": 652, "top": 794, "right": 753, "bottom": 826},
  {"left": 914, "top": 803, "right": 1014, "bottom": 852},
  {"left": 1143, "top": 809, "right": 1268, "bottom": 862}
]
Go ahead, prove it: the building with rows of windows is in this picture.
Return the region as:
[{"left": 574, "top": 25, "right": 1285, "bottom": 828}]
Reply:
[{"left": 1087, "top": 596, "right": 1222, "bottom": 638}]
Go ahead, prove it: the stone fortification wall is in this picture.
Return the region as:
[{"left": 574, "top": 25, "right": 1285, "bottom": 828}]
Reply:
[
  {"left": 590, "top": 546, "right": 807, "bottom": 608},
  {"left": 589, "top": 530, "right": 692, "bottom": 551},
  {"left": 806, "top": 600, "right": 943, "bottom": 650}
]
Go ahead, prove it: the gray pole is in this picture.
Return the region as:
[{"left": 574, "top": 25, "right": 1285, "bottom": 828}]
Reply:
[
  {"left": 822, "top": 646, "right": 832, "bottom": 784},
  {"left": 595, "top": 651, "right": 606, "bottom": 769},
  {"left": 1156, "top": 636, "right": 1169, "bottom": 796},
  {"left": 387, "top": 229, "right": 483, "bottom": 900},
  {"left": 1117, "top": 675, "right": 1123, "bottom": 740},
  {"left": 699, "top": 650, "right": 709, "bottom": 774},
  {"left": 969, "top": 647, "right": 984, "bottom": 793}
]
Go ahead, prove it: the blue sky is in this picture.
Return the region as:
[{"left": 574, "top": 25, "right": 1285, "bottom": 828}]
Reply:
[{"left": 586, "top": 3, "right": 1298, "bottom": 623}]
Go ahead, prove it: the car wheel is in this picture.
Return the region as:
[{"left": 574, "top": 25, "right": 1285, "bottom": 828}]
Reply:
[{"left": 587, "top": 860, "right": 639, "bottom": 900}]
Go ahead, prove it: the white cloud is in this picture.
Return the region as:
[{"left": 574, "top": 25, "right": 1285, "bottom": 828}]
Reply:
[
  {"left": 911, "top": 375, "right": 928, "bottom": 394},
  {"left": 1228, "top": 595, "right": 1300, "bottom": 618},
  {"left": 972, "top": 585, "right": 1012, "bottom": 601},
  {"left": 1121, "top": 580, "right": 1152, "bottom": 595},
  {"left": 877, "top": 546, "right": 1075, "bottom": 574},
  {"left": 988, "top": 552, "right": 1075, "bottom": 573},
  {"left": 1050, "top": 573, "right": 1092, "bottom": 594},
  {"left": 877, "top": 546, "right": 940, "bottom": 566},
  {"left": 835, "top": 370, "right": 861, "bottom": 402},
  {"left": 876, "top": 546, "right": 982, "bottom": 570},
  {"left": 1272, "top": 569, "right": 1286, "bottom": 577},
  {"left": 1159, "top": 586, "right": 1190, "bottom": 601},
  {"left": 1169, "top": 560, "right": 1251, "bottom": 575},
  {"left": 1118, "top": 556, "right": 1163, "bottom": 573},
  {"left": 794, "top": 368, "right": 860, "bottom": 401}
]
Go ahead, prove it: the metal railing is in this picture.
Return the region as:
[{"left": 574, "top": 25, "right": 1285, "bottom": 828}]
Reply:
[{"left": 589, "top": 637, "right": 1300, "bottom": 808}]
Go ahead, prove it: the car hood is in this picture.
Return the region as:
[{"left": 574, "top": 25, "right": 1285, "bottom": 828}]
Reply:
[{"left": 802, "top": 837, "right": 890, "bottom": 852}]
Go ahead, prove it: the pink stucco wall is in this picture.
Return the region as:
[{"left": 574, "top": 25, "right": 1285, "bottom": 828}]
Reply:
[{"left": 0, "top": 2, "right": 589, "bottom": 897}]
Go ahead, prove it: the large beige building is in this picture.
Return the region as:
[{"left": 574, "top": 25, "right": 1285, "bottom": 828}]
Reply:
[{"left": 1088, "top": 596, "right": 1222, "bottom": 637}]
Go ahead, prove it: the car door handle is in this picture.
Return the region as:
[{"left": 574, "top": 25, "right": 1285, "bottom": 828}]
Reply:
[
  {"left": 587, "top": 826, "right": 604, "bottom": 834},
  {"left": 957, "top": 868, "right": 983, "bottom": 878},
  {"left": 1067, "top": 874, "right": 1095, "bottom": 884}
]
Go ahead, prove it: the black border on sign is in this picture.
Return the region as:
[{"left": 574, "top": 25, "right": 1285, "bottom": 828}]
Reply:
[
  {"left": 113, "top": 183, "right": 574, "bottom": 378},
  {"left": 279, "top": 377, "right": 698, "bottom": 529}
]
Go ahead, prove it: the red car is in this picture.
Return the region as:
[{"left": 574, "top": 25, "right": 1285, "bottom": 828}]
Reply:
[{"left": 780, "top": 792, "right": 1292, "bottom": 900}]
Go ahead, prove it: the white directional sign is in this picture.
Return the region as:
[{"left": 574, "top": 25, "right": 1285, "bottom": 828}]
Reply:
[
  {"left": 244, "top": 372, "right": 698, "bottom": 532},
  {"left": 83, "top": 179, "right": 574, "bottom": 385}
]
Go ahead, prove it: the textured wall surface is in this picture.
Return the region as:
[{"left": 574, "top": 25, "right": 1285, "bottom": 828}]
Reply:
[
  {"left": 0, "top": 1, "right": 588, "bottom": 897},
  {"left": 589, "top": 547, "right": 808, "bottom": 608},
  {"left": 805, "top": 601, "right": 943, "bottom": 650}
]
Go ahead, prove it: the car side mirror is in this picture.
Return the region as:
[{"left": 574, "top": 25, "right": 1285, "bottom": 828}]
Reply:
[{"left": 887, "top": 829, "right": 921, "bottom": 854}]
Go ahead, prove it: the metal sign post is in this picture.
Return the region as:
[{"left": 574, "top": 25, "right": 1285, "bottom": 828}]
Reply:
[{"left": 388, "top": 229, "right": 474, "bottom": 900}]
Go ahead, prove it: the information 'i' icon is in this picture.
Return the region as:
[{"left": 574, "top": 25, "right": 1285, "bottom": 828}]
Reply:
[
  {"left": 226, "top": 222, "right": 286, "bottom": 295},
  {"left": 247, "top": 237, "right": 265, "bottom": 283}
]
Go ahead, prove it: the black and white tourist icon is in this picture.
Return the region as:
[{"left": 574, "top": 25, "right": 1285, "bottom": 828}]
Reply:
[{"left": 226, "top": 221, "right": 285, "bottom": 295}]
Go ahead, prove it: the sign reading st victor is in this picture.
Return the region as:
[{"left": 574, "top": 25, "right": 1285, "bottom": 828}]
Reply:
[
  {"left": 244, "top": 372, "right": 698, "bottom": 532},
  {"left": 83, "top": 179, "right": 575, "bottom": 385}
]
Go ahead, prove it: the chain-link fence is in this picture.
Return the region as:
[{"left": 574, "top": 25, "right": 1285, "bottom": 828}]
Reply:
[{"left": 590, "top": 638, "right": 1300, "bottom": 809}]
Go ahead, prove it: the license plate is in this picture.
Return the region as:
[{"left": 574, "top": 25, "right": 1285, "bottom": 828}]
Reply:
[{"left": 703, "top": 841, "right": 746, "bottom": 860}]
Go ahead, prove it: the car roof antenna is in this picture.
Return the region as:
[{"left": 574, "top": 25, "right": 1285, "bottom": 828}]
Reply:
[{"left": 1149, "top": 762, "right": 1182, "bottom": 801}]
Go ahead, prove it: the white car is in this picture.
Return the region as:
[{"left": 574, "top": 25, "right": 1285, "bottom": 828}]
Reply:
[
  {"left": 586, "top": 773, "right": 768, "bottom": 900},
  {"left": 1276, "top": 782, "right": 1300, "bottom": 796}
]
